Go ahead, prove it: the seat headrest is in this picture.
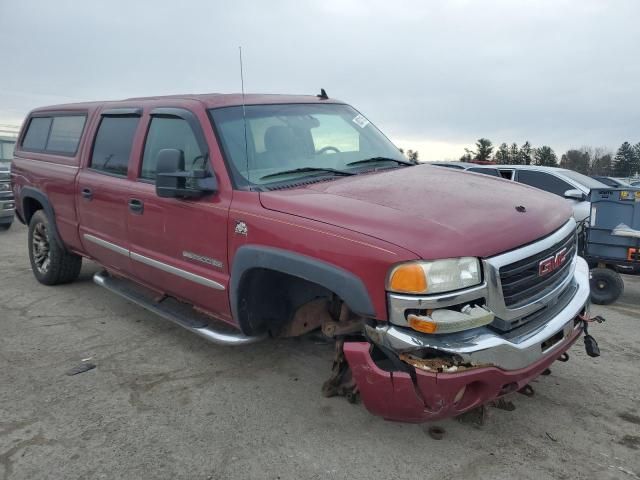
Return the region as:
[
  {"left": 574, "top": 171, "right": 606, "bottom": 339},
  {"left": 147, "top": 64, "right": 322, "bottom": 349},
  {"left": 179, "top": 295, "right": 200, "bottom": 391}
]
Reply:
[{"left": 264, "top": 125, "right": 298, "bottom": 153}]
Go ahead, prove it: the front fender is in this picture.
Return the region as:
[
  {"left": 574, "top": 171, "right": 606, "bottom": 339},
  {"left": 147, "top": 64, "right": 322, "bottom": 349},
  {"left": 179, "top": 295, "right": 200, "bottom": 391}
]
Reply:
[{"left": 230, "top": 245, "right": 376, "bottom": 333}]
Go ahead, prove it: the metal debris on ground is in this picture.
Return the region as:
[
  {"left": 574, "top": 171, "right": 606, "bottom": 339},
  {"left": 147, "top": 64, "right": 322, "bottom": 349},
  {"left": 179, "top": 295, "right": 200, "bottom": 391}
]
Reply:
[
  {"left": 456, "top": 405, "right": 488, "bottom": 427},
  {"left": 427, "top": 426, "right": 446, "bottom": 440},
  {"left": 321, "top": 339, "right": 359, "bottom": 403},
  {"left": 518, "top": 384, "right": 535, "bottom": 397},
  {"left": 546, "top": 432, "right": 558, "bottom": 442},
  {"left": 66, "top": 363, "right": 96, "bottom": 376},
  {"left": 490, "top": 398, "right": 516, "bottom": 411}
]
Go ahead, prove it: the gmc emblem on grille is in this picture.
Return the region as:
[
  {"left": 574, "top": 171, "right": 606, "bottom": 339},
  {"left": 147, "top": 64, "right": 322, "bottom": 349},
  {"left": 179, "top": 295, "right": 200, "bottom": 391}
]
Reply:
[{"left": 538, "top": 248, "right": 568, "bottom": 276}]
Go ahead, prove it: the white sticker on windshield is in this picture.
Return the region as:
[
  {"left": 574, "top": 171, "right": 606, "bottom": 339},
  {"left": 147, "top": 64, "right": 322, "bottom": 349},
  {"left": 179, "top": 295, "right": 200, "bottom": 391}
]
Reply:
[{"left": 352, "top": 114, "right": 370, "bottom": 128}]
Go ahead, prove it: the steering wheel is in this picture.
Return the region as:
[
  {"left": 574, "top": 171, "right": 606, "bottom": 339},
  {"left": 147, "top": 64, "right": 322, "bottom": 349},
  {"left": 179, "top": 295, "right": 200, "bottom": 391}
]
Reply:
[{"left": 317, "top": 146, "right": 340, "bottom": 154}]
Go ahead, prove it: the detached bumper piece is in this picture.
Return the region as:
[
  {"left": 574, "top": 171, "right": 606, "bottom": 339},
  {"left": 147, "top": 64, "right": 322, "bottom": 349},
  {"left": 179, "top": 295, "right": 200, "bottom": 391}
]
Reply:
[{"left": 344, "top": 324, "right": 582, "bottom": 423}]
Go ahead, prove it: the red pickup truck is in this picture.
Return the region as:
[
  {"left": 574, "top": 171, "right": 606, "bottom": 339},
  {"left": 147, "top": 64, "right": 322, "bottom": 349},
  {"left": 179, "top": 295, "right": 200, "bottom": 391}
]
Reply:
[{"left": 11, "top": 93, "right": 591, "bottom": 422}]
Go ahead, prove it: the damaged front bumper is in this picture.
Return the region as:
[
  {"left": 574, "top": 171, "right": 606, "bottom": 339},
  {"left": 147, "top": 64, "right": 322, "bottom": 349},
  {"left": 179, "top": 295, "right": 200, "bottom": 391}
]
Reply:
[{"left": 344, "top": 256, "right": 591, "bottom": 423}]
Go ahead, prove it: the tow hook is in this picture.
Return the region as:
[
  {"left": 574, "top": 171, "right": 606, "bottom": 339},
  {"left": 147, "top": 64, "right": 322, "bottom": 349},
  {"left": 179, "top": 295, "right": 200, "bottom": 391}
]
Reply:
[{"left": 580, "top": 314, "right": 605, "bottom": 358}]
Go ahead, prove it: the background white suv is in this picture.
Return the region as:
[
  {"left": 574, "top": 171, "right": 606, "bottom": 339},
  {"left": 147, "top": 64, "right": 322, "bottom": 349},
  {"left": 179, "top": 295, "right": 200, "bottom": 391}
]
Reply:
[{"left": 498, "top": 166, "right": 608, "bottom": 221}]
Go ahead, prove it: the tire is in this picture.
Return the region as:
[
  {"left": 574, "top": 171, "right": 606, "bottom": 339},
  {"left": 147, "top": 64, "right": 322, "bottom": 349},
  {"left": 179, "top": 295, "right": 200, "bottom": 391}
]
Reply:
[
  {"left": 0, "top": 221, "right": 11, "bottom": 231},
  {"left": 28, "top": 210, "right": 82, "bottom": 285},
  {"left": 590, "top": 267, "right": 624, "bottom": 305}
]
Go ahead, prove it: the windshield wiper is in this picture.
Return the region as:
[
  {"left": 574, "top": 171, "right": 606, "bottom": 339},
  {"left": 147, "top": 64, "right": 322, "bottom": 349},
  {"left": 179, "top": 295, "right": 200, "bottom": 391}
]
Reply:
[
  {"left": 346, "top": 157, "right": 414, "bottom": 167},
  {"left": 260, "top": 167, "right": 355, "bottom": 180}
]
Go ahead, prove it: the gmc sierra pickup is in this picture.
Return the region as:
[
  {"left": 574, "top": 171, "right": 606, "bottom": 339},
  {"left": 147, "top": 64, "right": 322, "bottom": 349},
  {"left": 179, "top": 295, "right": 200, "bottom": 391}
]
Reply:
[{"left": 11, "top": 93, "right": 592, "bottom": 422}]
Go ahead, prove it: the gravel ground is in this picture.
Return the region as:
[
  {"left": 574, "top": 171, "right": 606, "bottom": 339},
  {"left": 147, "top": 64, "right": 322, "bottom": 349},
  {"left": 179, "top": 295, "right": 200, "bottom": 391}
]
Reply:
[{"left": 1, "top": 222, "right": 639, "bottom": 480}]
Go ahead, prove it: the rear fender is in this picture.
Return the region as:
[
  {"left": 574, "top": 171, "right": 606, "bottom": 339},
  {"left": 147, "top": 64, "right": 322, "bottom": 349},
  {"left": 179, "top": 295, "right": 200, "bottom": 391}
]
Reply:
[{"left": 20, "top": 187, "right": 67, "bottom": 252}]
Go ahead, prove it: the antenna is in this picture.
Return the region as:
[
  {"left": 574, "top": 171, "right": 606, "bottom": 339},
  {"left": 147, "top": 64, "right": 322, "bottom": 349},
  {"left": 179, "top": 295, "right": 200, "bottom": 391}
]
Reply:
[{"left": 239, "top": 46, "right": 250, "bottom": 185}]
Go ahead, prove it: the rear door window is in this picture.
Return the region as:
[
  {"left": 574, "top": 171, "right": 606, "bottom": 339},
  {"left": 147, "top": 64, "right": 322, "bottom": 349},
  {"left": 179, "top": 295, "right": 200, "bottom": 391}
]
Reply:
[
  {"left": 90, "top": 116, "right": 140, "bottom": 176},
  {"left": 22, "top": 117, "right": 52, "bottom": 150},
  {"left": 498, "top": 169, "right": 515, "bottom": 180},
  {"left": 516, "top": 170, "right": 573, "bottom": 196},
  {"left": 468, "top": 167, "right": 501, "bottom": 177}
]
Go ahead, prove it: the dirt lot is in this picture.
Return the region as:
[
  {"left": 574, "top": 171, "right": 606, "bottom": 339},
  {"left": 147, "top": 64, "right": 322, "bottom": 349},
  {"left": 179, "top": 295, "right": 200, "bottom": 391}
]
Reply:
[{"left": 1, "top": 222, "right": 639, "bottom": 480}]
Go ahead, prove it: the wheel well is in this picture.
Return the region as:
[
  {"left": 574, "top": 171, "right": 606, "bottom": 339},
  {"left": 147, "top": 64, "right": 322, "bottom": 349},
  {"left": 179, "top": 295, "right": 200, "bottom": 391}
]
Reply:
[
  {"left": 23, "top": 197, "right": 43, "bottom": 223},
  {"left": 236, "top": 268, "right": 334, "bottom": 336}
]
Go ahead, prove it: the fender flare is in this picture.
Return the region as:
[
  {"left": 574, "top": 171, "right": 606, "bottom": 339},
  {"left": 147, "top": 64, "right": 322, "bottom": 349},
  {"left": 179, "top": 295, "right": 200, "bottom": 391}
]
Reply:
[
  {"left": 230, "top": 245, "right": 376, "bottom": 332},
  {"left": 20, "top": 187, "right": 66, "bottom": 251}
]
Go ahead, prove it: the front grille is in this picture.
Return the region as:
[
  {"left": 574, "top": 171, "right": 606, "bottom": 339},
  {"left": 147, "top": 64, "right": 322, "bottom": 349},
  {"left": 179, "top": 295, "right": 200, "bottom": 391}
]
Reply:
[{"left": 499, "top": 230, "right": 576, "bottom": 308}]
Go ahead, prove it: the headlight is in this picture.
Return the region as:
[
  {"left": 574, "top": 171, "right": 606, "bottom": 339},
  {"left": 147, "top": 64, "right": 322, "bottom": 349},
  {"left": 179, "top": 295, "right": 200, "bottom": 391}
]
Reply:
[
  {"left": 0, "top": 183, "right": 10, "bottom": 191},
  {"left": 387, "top": 258, "right": 481, "bottom": 294}
]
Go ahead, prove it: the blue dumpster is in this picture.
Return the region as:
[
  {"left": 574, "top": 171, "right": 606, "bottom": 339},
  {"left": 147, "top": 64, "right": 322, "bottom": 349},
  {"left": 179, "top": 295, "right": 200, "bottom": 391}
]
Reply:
[{"left": 583, "top": 188, "right": 640, "bottom": 304}]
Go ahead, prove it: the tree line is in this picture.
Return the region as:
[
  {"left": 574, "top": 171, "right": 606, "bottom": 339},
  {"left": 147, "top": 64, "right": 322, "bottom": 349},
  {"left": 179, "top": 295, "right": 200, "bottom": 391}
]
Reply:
[{"left": 459, "top": 138, "right": 640, "bottom": 177}]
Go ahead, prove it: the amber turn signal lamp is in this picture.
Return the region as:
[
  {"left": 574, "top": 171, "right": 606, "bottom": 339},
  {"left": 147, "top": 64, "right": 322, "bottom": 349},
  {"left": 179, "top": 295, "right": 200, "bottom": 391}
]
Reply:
[
  {"left": 388, "top": 264, "right": 427, "bottom": 293},
  {"left": 407, "top": 314, "right": 438, "bottom": 333}
]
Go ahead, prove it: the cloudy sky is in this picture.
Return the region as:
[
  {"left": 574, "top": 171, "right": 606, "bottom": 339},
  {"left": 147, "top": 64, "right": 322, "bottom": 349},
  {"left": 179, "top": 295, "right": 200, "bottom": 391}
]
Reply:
[{"left": 1, "top": 0, "right": 639, "bottom": 160}]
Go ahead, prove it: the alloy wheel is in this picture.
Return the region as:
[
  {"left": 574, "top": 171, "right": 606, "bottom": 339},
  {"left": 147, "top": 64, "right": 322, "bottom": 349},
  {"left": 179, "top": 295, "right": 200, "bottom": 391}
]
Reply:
[{"left": 32, "top": 222, "right": 51, "bottom": 274}]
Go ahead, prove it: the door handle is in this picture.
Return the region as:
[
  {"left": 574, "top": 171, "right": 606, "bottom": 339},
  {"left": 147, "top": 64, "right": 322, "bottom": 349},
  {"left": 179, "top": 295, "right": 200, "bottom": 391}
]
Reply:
[
  {"left": 128, "top": 198, "right": 144, "bottom": 214},
  {"left": 81, "top": 188, "right": 93, "bottom": 200}
]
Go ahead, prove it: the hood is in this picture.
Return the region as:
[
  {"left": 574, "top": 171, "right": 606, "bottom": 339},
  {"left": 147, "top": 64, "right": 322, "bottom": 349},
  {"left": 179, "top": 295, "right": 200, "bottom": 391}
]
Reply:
[{"left": 259, "top": 165, "right": 573, "bottom": 259}]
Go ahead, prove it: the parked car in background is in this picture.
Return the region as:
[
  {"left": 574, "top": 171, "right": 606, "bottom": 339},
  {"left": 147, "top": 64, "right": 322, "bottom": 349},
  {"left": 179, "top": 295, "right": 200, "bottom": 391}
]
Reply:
[
  {"left": 11, "top": 93, "right": 591, "bottom": 423},
  {"left": 630, "top": 180, "right": 640, "bottom": 187},
  {"left": 430, "top": 161, "right": 501, "bottom": 177},
  {"left": 590, "top": 176, "right": 632, "bottom": 188},
  {"left": 498, "top": 165, "right": 608, "bottom": 221},
  {"left": 0, "top": 130, "right": 17, "bottom": 230}
]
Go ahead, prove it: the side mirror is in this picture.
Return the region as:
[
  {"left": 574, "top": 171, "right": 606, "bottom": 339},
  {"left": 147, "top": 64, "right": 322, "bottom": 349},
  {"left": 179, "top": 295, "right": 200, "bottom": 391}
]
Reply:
[
  {"left": 155, "top": 148, "right": 217, "bottom": 198},
  {"left": 564, "top": 189, "right": 586, "bottom": 201}
]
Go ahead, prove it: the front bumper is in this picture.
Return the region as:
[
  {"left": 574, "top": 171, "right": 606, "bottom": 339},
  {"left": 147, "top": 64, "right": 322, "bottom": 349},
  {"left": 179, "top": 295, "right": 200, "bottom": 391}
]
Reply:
[
  {"left": 344, "top": 256, "right": 590, "bottom": 423},
  {"left": 0, "top": 198, "right": 15, "bottom": 222}
]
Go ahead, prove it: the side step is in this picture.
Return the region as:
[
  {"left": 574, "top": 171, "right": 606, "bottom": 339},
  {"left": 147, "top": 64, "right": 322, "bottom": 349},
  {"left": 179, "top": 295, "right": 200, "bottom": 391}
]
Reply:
[{"left": 93, "top": 271, "right": 264, "bottom": 346}]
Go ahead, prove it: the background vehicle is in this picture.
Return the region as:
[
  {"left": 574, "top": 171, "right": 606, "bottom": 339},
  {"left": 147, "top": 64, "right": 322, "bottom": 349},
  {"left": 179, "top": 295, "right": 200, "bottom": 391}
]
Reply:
[
  {"left": 0, "top": 127, "right": 17, "bottom": 230},
  {"left": 498, "top": 165, "right": 608, "bottom": 221},
  {"left": 11, "top": 93, "right": 592, "bottom": 423},
  {"left": 430, "top": 161, "right": 501, "bottom": 177},
  {"left": 590, "top": 176, "right": 632, "bottom": 188}
]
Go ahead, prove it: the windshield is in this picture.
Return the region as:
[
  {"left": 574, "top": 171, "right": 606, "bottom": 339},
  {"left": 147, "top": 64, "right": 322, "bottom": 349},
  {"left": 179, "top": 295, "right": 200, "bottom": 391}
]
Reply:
[
  {"left": 209, "top": 103, "right": 406, "bottom": 188},
  {"left": 561, "top": 170, "right": 608, "bottom": 189},
  {"left": 612, "top": 178, "right": 632, "bottom": 187}
]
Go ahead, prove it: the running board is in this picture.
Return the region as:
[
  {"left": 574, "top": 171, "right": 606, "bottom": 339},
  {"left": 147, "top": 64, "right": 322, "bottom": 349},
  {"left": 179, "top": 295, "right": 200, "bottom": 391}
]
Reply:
[{"left": 93, "top": 271, "right": 264, "bottom": 346}]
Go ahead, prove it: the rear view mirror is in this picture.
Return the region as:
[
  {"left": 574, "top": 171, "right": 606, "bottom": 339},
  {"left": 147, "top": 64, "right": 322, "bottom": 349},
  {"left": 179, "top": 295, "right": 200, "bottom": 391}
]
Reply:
[
  {"left": 155, "top": 148, "right": 217, "bottom": 198},
  {"left": 564, "top": 189, "right": 586, "bottom": 201}
]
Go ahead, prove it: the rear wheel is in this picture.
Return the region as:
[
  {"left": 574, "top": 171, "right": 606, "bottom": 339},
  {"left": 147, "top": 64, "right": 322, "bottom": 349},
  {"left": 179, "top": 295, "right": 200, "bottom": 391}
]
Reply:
[
  {"left": 0, "top": 221, "right": 11, "bottom": 231},
  {"left": 28, "top": 210, "right": 82, "bottom": 285},
  {"left": 590, "top": 267, "right": 624, "bottom": 305}
]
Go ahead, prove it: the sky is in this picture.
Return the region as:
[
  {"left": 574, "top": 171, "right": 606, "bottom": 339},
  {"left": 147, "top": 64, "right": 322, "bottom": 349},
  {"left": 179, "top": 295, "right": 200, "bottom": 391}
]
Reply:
[{"left": 1, "top": 0, "right": 639, "bottom": 161}]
